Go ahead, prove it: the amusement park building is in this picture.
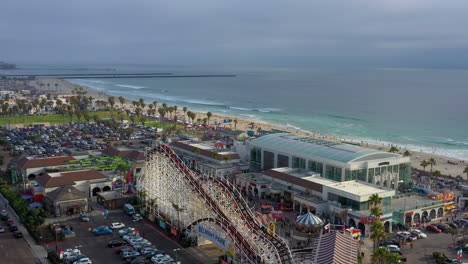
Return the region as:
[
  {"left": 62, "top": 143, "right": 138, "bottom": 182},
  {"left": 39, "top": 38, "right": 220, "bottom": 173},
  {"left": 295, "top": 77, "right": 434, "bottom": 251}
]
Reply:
[
  {"left": 170, "top": 140, "right": 249, "bottom": 177},
  {"left": 249, "top": 133, "right": 412, "bottom": 192},
  {"left": 235, "top": 167, "right": 446, "bottom": 234}
]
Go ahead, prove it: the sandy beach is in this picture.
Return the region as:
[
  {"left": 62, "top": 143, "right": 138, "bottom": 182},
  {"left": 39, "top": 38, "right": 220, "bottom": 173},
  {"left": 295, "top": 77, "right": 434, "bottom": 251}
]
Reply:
[{"left": 30, "top": 78, "right": 468, "bottom": 178}]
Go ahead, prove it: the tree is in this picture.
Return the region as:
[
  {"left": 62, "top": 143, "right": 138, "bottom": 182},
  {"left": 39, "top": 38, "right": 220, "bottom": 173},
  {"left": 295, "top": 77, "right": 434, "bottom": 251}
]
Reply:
[
  {"left": 172, "top": 202, "right": 184, "bottom": 232},
  {"left": 182, "top": 107, "right": 187, "bottom": 121},
  {"left": 429, "top": 157, "right": 436, "bottom": 173},
  {"left": 249, "top": 122, "right": 255, "bottom": 129},
  {"left": 370, "top": 206, "right": 383, "bottom": 218},
  {"left": 118, "top": 96, "right": 125, "bottom": 107},
  {"left": 206, "top": 112, "right": 212, "bottom": 125},
  {"left": 388, "top": 146, "right": 399, "bottom": 153},
  {"left": 420, "top": 160, "right": 429, "bottom": 171},
  {"left": 135, "top": 107, "right": 142, "bottom": 116},
  {"left": 369, "top": 194, "right": 383, "bottom": 208},
  {"left": 464, "top": 165, "right": 468, "bottom": 180},
  {"left": 140, "top": 116, "right": 147, "bottom": 127},
  {"left": 139, "top": 98, "right": 145, "bottom": 107},
  {"left": 403, "top": 150, "right": 411, "bottom": 157},
  {"left": 386, "top": 253, "right": 402, "bottom": 264},
  {"left": 234, "top": 119, "right": 238, "bottom": 130},
  {"left": 92, "top": 114, "right": 100, "bottom": 123},
  {"left": 108, "top": 96, "right": 116, "bottom": 109},
  {"left": 371, "top": 247, "right": 390, "bottom": 264},
  {"left": 158, "top": 108, "right": 166, "bottom": 123},
  {"left": 370, "top": 221, "right": 387, "bottom": 252},
  {"left": 433, "top": 170, "right": 442, "bottom": 176}
]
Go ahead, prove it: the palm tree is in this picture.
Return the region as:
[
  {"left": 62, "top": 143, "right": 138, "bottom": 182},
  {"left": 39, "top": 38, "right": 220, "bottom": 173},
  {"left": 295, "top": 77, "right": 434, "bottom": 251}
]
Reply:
[
  {"left": 118, "top": 96, "right": 125, "bottom": 108},
  {"left": 158, "top": 108, "right": 166, "bottom": 123},
  {"left": 140, "top": 116, "right": 147, "bottom": 127},
  {"left": 428, "top": 157, "right": 436, "bottom": 173},
  {"left": 370, "top": 221, "right": 387, "bottom": 252},
  {"left": 152, "top": 101, "right": 158, "bottom": 109},
  {"left": 463, "top": 165, "right": 468, "bottom": 180},
  {"left": 420, "top": 160, "right": 429, "bottom": 171},
  {"left": 371, "top": 247, "right": 389, "bottom": 264},
  {"left": 403, "top": 150, "right": 411, "bottom": 157},
  {"left": 370, "top": 206, "right": 383, "bottom": 218},
  {"left": 249, "top": 122, "right": 255, "bottom": 129},
  {"left": 206, "top": 112, "right": 212, "bottom": 125},
  {"left": 182, "top": 107, "right": 187, "bottom": 121},
  {"left": 172, "top": 202, "right": 184, "bottom": 232},
  {"left": 108, "top": 96, "right": 116, "bottom": 109},
  {"left": 234, "top": 119, "right": 238, "bottom": 130},
  {"left": 388, "top": 146, "right": 399, "bottom": 153},
  {"left": 386, "top": 253, "right": 402, "bottom": 264},
  {"left": 368, "top": 194, "right": 383, "bottom": 208}
]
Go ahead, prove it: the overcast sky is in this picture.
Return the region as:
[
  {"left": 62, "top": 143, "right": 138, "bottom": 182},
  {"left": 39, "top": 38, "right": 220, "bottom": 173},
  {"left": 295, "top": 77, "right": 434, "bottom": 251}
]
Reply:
[{"left": 2, "top": 0, "right": 468, "bottom": 68}]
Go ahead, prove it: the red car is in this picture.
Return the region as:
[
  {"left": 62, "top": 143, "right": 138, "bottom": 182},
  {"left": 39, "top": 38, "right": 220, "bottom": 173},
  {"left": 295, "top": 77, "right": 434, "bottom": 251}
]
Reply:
[{"left": 426, "top": 225, "right": 442, "bottom": 233}]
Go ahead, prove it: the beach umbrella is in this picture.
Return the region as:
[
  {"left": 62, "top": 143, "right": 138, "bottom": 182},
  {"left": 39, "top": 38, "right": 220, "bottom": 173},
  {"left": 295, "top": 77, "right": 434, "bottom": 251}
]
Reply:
[{"left": 295, "top": 212, "right": 323, "bottom": 225}]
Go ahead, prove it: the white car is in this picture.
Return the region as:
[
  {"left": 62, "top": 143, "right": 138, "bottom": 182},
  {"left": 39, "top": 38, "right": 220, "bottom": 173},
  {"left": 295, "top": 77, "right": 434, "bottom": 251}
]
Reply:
[
  {"left": 151, "top": 254, "right": 174, "bottom": 263},
  {"left": 73, "top": 257, "right": 92, "bottom": 264},
  {"left": 110, "top": 222, "right": 126, "bottom": 229},
  {"left": 410, "top": 229, "right": 427, "bottom": 239}
]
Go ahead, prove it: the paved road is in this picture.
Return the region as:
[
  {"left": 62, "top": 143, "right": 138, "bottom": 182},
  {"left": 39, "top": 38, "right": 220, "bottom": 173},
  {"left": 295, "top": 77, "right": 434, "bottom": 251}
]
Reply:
[
  {"left": 0, "top": 193, "right": 46, "bottom": 264},
  {"left": 53, "top": 211, "right": 208, "bottom": 264}
]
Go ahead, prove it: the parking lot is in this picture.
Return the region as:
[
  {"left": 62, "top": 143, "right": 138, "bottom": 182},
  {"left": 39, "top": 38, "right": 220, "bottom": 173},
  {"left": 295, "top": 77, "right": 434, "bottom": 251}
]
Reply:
[
  {"left": 52, "top": 211, "right": 207, "bottom": 264},
  {"left": 392, "top": 227, "right": 468, "bottom": 263}
]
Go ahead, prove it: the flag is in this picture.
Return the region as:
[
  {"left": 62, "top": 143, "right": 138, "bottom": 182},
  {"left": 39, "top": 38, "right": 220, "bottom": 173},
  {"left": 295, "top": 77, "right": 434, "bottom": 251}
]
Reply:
[{"left": 324, "top": 223, "right": 330, "bottom": 232}]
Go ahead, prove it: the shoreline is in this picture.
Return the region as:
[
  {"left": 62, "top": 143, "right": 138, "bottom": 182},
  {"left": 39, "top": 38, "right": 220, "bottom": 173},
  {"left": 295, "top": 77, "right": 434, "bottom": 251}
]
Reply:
[{"left": 30, "top": 78, "right": 467, "bottom": 178}]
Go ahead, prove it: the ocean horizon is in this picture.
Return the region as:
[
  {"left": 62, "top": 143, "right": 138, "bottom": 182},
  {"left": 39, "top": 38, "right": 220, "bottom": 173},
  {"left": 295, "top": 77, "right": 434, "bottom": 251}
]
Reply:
[{"left": 4, "top": 65, "right": 468, "bottom": 160}]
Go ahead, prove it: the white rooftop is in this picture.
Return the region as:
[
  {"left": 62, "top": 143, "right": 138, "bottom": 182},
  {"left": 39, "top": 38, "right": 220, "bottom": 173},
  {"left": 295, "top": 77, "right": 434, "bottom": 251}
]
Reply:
[
  {"left": 271, "top": 167, "right": 321, "bottom": 179},
  {"left": 325, "top": 180, "right": 395, "bottom": 202}
]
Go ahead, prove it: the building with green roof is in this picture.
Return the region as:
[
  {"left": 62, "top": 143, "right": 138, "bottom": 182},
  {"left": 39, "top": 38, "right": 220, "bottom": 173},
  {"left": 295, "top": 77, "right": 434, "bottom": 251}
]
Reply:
[{"left": 249, "top": 133, "right": 411, "bottom": 192}]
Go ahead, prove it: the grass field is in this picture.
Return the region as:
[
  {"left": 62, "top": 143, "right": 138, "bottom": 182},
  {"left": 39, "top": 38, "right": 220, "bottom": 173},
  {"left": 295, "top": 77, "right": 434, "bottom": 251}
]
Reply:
[{"left": 0, "top": 111, "right": 185, "bottom": 130}]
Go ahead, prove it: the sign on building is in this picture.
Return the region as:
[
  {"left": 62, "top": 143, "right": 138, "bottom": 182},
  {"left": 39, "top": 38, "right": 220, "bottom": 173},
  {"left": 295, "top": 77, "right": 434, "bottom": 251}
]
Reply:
[{"left": 197, "top": 224, "right": 229, "bottom": 250}]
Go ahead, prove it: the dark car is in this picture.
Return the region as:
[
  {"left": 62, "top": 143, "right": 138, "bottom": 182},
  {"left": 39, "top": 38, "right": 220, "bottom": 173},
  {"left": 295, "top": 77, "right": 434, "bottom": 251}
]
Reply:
[
  {"left": 426, "top": 225, "right": 442, "bottom": 233},
  {"left": 108, "top": 239, "right": 128, "bottom": 248},
  {"left": 13, "top": 230, "right": 22, "bottom": 238},
  {"left": 9, "top": 224, "right": 18, "bottom": 232},
  {"left": 387, "top": 247, "right": 402, "bottom": 255},
  {"left": 448, "top": 223, "right": 458, "bottom": 229},
  {"left": 436, "top": 224, "right": 450, "bottom": 232},
  {"left": 381, "top": 239, "right": 401, "bottom": 248}
]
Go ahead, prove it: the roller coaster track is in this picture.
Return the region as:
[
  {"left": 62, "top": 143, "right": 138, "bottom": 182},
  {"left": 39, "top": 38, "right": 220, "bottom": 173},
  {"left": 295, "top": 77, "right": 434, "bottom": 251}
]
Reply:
[{"left": 155, "top": 145, "right": 295, "bottom": 263}]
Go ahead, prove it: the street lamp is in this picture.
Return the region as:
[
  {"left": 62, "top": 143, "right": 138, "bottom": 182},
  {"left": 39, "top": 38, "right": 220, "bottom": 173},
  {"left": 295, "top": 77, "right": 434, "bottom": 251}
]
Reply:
[{"left": 173, "top": 248, "right": 181, "bottom": 263}]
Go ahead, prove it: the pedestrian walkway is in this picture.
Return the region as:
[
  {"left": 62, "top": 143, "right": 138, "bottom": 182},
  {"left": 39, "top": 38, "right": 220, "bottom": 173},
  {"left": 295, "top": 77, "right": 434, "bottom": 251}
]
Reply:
[{"left": 0, "top": 192, "right": 49, "bottom": 264}]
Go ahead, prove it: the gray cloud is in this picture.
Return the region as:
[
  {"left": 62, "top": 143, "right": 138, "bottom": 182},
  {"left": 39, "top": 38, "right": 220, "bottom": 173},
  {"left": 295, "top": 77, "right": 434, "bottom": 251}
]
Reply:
[{"left": 1, "top": 0, "right": 468, "bottom": 68}]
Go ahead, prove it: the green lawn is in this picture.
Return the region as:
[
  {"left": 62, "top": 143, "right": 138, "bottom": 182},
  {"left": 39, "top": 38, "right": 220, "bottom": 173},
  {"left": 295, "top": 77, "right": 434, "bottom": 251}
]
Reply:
[{"left": 0, "top": 111, "right": 186, "bottom": 131}]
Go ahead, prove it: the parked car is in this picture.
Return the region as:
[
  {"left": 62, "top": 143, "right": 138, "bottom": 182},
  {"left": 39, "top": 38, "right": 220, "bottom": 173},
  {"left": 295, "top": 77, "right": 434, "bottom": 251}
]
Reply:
[
  {"left": 436, "top": 224, "right": 451, "bottom": 232},
  {"left": 387, "top": 246, "right": 402, "bottom": 255},
  {"left": 0, "top": 210, "right": 8, "bottom": 217},
  {"left": 119, "top": 227, "right": 135, "bottom": 237},
  {"left": 426, "top": 225, "right": 442, "bottom": 233},
  {"left": 79, "top": 214, "right": 90, "bottom": 222},
  {"left": 115, "top": 246, "right": 135, "bottom": 254},
  {"left": 92, "top": 226, "right": 113, "bottom": 236},
  {"left": 396, "top": 231, "right": 417, "bottom": 241},
  {"left": 130, "top": 256, "right": 148, "bottom": 264},
  {"left": 72, "top": 257, "right": 92, "bottom": 264},
  {"left": 410, "top": 229, "right": 427, "bottom": 239},
  {"left": 0, "top": 226, "right": 5, "bottom": 233},
  {"left": 120, "top": 250, "right": 140, "bottom": 260},
  {"left": 132, "top": 214, "right": 143, "bottom": 222},
  {"left": 13, "top": 230, "right": 23, "bottom": 238},
  {"left": 381, "top": 239, "right": 401, "bottom": 248},
  {"left": 108, "top": 239, "right": 128, "bottom": 248},
  {"left": 110, "top": 222, "right": 126, "bottom": 229},
  {"left": 151, "top": 254, "right": 174, "bottom": 263},
  {"left": 9, "top": 224, "right": 18, "bottom": 232},
  {"left": 448, "top": 223, "right": 458, "bottom": 229}
]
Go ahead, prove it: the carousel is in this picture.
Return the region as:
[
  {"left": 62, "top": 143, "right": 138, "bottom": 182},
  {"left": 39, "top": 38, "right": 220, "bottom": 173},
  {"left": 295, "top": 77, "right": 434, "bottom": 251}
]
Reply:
[{"left": 290, "top": 212, "right": 324, "bottom": 248}]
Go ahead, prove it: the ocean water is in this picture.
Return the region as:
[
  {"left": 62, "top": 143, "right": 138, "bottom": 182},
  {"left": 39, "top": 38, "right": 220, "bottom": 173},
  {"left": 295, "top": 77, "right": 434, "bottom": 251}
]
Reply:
[{"left": 3, "top": 65, "right": 468, "bottom": 160}]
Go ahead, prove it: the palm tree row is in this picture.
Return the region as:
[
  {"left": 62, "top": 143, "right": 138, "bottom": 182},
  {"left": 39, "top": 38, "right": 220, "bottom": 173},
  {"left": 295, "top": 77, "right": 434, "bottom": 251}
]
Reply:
[{"left": 420, "top": 158, "right": 436, "bottom": 173}]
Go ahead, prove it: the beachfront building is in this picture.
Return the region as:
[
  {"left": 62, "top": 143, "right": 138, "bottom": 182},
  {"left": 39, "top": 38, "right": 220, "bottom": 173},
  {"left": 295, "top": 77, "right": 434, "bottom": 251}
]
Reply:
[
  {"left": 249, "top": 133, "right": 412, "bottom": 192},
  {"left": 170, "top": 140, "right": 249, "bottom": 178},
  {"left": 234, "top": 167, "right": 446, "bottom": 235}
]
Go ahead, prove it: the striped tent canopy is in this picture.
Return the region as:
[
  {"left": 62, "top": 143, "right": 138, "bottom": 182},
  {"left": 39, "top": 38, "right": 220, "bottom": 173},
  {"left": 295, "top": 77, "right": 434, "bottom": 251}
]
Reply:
[{"left": 295, "top": 212, "right": 323, "bottom": 226}]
